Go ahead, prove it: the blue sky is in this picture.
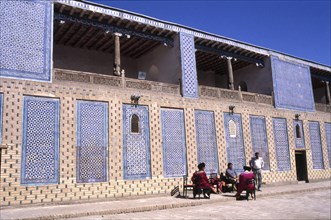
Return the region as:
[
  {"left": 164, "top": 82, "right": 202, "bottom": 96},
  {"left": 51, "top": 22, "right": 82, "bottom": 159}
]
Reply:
[{"left": 91, "top": 0, "right": 331, "bottom": 66}]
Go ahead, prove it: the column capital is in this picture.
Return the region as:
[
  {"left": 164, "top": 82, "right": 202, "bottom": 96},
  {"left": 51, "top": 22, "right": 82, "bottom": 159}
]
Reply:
[{"left": 114, "top": 32, "right": 123, "bottom": 37}]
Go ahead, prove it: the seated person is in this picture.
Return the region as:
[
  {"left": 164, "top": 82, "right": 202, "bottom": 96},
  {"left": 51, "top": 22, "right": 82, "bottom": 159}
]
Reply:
[
  {"left": 225, "top": 163, "right": 238, "bottom": 189},
  {"left": 235, "top": 166, "right": 255, "bottom": 199},
  {"left": 191, "top": 163, "right": 217, "bottom": 198}
]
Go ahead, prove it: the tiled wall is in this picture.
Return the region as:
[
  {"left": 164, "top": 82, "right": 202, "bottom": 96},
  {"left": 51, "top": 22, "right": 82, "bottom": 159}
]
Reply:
[{"left": 0, "top": 77, "right": 330, "bottom": 207}]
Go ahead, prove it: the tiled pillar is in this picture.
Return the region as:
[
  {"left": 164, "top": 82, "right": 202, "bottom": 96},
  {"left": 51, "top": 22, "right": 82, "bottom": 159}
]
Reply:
[{"left": 179, "top": 32, "right": 198, "bottom": 98}]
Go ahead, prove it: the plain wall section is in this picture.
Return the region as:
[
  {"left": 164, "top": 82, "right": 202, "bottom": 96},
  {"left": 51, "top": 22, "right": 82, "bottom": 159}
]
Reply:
[
  {"left": 197, "top": 70, "right": 216, "bottom": 87},
  {"left": 136, "top": 35, "right": 181, "bottom": 84},
  {"left": 233, "top": 57, "right": 273, "bottom": 95},
  {"left": 53, "top": 44, "right": 138, "bottom": 76}
]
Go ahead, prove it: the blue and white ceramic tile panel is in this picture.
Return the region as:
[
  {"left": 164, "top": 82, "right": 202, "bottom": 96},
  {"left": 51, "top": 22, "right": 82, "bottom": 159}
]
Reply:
[
  {"left": 271, "top": 56, "right": 315, "bottom": 112},
  {"left": 224, "top": 113, "right": 245, "bottom": 173},
  {"left": 250, "top": 116, "right": 270, "bottom": 170},
  {"left": 161, "top": 108, "right": 187, "bottom": 177},
  {"left": 325, "top": 123, "right": 331, "bottom": 168},
  {"left": 0, "top": 93, "right": 3, "bottom": 144},
  {"left": 76, "top": 101, "right": 108, "bottom": 183},
  {"left": 21, "top": 96, "right": 60, "bottom": 185},
  {"left": 0, "top": 1, "right": 53, "bottom": 82},
  {"left": 293, "top": 120, "right": 305, "bottom": 149},
  {"left": 308, "top": 122, "right": 324, "bottom": 169},
  {"left": 195, "top": 110, "right": 218, "bottom": 174},
  {"left": 272, "top": 118, "right": 291, "bottom": 171},
  {"left": 122, "top": 104, "right": 151, "bottom": 179},
  {"left": 180, "top": 32, "right": 198, "bottom": 98}
]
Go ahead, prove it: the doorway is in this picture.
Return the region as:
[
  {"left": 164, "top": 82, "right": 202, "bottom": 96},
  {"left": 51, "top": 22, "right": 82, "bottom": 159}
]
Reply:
[{"left": 295, "top": 151, "right": 309, "bottom": 182}]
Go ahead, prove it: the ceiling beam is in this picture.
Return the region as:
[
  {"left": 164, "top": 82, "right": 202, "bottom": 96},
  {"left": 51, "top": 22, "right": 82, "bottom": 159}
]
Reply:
[
  {"left": 54, "top": 13, "right": 174, "bottom": 47},
  {"left": 195, "top": 44, "right": 264, "bottom": 66}
]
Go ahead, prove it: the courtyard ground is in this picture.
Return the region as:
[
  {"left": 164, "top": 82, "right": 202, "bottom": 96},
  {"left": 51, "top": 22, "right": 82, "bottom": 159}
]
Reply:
[{"left": 1, "top": 181, "right": 330, "bottom": 220}]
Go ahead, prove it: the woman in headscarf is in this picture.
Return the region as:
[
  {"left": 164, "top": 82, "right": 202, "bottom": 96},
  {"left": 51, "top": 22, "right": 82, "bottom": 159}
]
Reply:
[{"left": 191, "top": 162, "right": 217, "bottom": 198}]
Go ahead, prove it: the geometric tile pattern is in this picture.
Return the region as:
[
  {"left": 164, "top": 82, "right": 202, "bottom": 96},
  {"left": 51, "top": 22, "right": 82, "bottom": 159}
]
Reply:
[
  {"left": 325, "top": 123, "right": 331, "bottom": 168},
  {"left": 309, "top": 122, "right": 324, "bottom": 169},
  {"left": 250, "top": 115, "right": 270, "bottom": 170},
  {"left": 0, "top": 1, "right": 53, "bottom": 81},
  {"left": 224, "top": 113, "right": 245, "bottom": 173},
  {"left": 271, "top": 56, "right": 315, "bottom": 112},
  {"left": 0, "top": 93, "right": 3, "bottom": 143},
  {"left": 180, "top": 32, "right": 198, "bottom": 98},
  {"left": 122, "top": 104, "right": 151, "bottom": 179},
  {"left": 195, "top": 110, "right": 218, "bottom": 174},
  {"left": 21, "top": 96, "right": 60, "bottom": 185},
  {"left": 76, "top": 100, "right": 108, "bottom": 183},
  {"left": 272, "top": 118, "right": 291, "bottom": 171},
  {"left": 161, "top": 108, "right": 187, "bottom": 177},
  {"left": 293, "top": 120, "right": 305, "bottom": 149}
]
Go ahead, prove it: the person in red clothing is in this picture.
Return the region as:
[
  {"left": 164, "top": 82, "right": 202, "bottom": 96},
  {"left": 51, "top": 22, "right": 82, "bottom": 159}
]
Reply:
[
  {"left": 191, "top": 163, "right": 217, "bottom": 198},
  {"left": 235, "top": 166, "right": 255, "bottom": 199}
]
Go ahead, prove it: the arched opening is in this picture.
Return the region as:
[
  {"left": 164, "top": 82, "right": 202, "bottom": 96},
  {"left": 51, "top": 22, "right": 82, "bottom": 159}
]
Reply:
[
  {"left": 131, "top": 114, "right": 140, "bottom": 133},
  {"left": 229, "top": 120, "right": 237, "bottom": 138},
  {"left": 239, "top": 81, "right": 248, "bottom": 92},
  {"left": 295, "top": 124, "right": 301, "bottom": 138}
]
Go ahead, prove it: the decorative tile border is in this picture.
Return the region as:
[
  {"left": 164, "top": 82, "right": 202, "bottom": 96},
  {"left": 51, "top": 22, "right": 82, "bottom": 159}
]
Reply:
[
  {"left": 224, "top": 113, "right": 245, "bottom": 173},
  {"left": 76, "top": 100, "right": 108, "bottom": 183},
  {"left": 271, "top": 56, "right": 315, "bottom": 112},
  {"left": 21, "top": 96, "right": 60, "bottom": 185},
  {"left": 272, "top": 118, "right": 291, "bottom": 171},
  {"left": 0, "top": 1, "right": 53, "bottom": 82},
  {"left": 180, "top": 33, "right": 198, "bottom": 98},
  {"left": 122, "top": 104, "right": 151, "bottom": 180},
  {"left": 325, "top": 123, "right": 331, "bottom": 168},
  {"left": 161, "top": 108, "right": 187, "bottom": 177},
  {"left": 195, "top": 110, "right": 218, "bottom": 174},
  {"left": 293, "top": 120, "right": 305, "bottom": 149},
  {"left": 309, "top": 121, "right": 324, "bottom": 169},
  {"left": 0, "top": 93, "right": 3, "bottom": 144},
  {"left": 250, "top": 115, "right": 270, "bottom": 170}
]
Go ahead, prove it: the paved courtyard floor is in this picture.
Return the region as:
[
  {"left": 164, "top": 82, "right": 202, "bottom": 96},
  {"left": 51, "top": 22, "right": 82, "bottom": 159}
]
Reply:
[{"left": 71, "top": 190, "right": 331, "bottom": 220}]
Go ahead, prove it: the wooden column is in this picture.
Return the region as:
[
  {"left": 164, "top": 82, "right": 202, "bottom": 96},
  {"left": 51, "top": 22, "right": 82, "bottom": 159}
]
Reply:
[
  {"left": 325, "top": 81, "right": 330, "bottom": 105},
  {"left": 113, "top": 33, "right": 122, "bottom": 76},
  {"left": 227, "top": 57, "right": 234, "bottom": 90}
]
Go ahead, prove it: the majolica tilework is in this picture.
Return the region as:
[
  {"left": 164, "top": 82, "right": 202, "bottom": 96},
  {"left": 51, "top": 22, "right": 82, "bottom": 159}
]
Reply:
[
  {"left": 122, "top": 104, "right": 151, "bottom": 179},
  {"left": 293, "top": 120, "right": 305, "bottom": 149},
  {"left": 224, "top": 113, "right": 245, "bottom": 173},
  {"left": 0, "top": 93, "right": 3, "bottom": 143},
  {"left": 180, "top": 32, "right": 198, "bottom": 98},
  {"left": 161, "top": 108, "right": 187, "bottom": 177},
  {"left": 325, "top": 123, "right": 331, "bottom": 168},
  {"left": 195, "top": 110, "right": 218, "bottom": 174},
  {"left": 250, "top": 116, "right": 270, "bottom": 170},
  {"left": 21, "top": 96, "right": 60, "bottom": 185},
  {"left": 309, "top": 122, "right": 324, "bottom": 169},
  {"left": 76, "top": 100, "right": 108, "bottom": 183},
  {"left": 272, "top": 118, "right": 291, "bottom": 171},
  {"left": 271, "top": 56, "right": 315, "bottom": 112},
  {"left": 0, "top": 0, "right": 53, "bottom": 81}
]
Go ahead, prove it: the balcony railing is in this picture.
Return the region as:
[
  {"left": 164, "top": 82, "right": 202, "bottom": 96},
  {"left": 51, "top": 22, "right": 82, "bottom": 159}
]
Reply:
[
  {"left": 199, "top": 85, "right": 273, "bottom": 106},
  {"left": 53, "top": 69, "right": 330, "bottom": 113},
  {"left": 54, "top": 69, "right": 181, "bottom": 96}
]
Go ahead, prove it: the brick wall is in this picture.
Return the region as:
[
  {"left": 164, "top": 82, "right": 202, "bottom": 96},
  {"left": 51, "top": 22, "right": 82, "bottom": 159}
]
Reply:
[{"left": 0, "top": 73, "right": 330, "bottom": 207}]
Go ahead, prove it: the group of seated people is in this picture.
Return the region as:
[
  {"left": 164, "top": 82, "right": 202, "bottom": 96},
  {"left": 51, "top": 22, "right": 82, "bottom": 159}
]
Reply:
[{"left": 191, "top": 162, "right": 255, "bottom": 199}]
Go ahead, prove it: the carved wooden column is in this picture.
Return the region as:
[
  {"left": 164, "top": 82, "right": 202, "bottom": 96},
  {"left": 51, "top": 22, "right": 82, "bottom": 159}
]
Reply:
[
  {"left": 227, "top": 57, "right": 234, "bottom": 90},
  {"left": 113, "top": 32, "right": 122, "bottom": 76},
  {"left": 325, "top": 81, "right": 330, "bottom": 105}
]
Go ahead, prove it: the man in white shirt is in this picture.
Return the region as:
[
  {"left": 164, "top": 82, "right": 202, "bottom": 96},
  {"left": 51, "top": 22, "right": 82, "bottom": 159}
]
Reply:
[{"left": 250, "top": 152, "right": 264, "bottom": 191}]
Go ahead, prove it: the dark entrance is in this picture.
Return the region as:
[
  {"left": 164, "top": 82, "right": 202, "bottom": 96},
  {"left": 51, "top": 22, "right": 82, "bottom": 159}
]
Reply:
[{"left": 295, "top": 151, "right": 309, "bottom": 182}]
